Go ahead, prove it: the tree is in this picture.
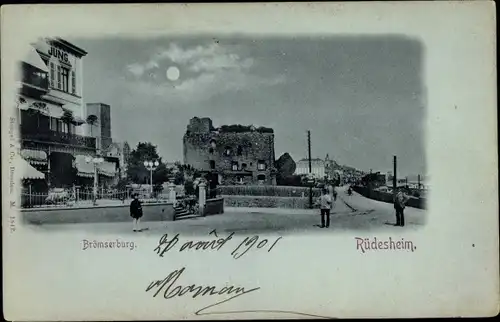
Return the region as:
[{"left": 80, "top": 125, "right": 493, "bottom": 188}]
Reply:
[
  {"left": 114, "top": 177, "right": 129, "bottom": 191},
  {"left": 173, "top": 171, "right": 184, "bottom": 185},
  {"left": 184, "top": 179, "right": 195, "bottom": 196},
  {"left": 61, "top": 110, "right": 75, "bottom": 134},
  {"left": 172, "top": 163, "right": 202, "bottom": 187},
  {"left": 152, "top": 162, "right": 172, "bottom": 185},
  {"left": 86, "top": 114, "right": 98, "bottom": 136},
  {"left": 275, "top": 153, "right": 297, "bottom": 186},
  {"left": 126, "top": 142, "right": 170, "bottom": 185}
]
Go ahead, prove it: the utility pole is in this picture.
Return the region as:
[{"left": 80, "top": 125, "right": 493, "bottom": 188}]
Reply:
[
  {"left": 308, "top": 130, "right": 313, "bottom": 208},
  {"left": 418, "top": 174, "right": 421, "bottom": 191},
  {"left": 393, "top": 156, "right": 397, "bottom": 196}
]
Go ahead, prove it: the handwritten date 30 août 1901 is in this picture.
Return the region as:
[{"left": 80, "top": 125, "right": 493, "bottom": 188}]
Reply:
[{"left": 154, "top": 229, "right": 282, "bottom": 260}]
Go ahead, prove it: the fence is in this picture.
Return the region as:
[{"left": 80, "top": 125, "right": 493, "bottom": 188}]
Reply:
[
  {"left": 20, "top": 188, "right": 163, "bottom": 209},
  {"left": 352, "top": 186, "right": 426, "bottom": 209},
  {"left": 219, "top": 185, "right": 322, "bottom": 198},
  {"left": 20, "top": 184, "right": 216, "bottom": 209}
]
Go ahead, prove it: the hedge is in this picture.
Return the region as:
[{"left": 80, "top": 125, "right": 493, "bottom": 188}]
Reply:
[{"left": 219, "top": 185, "right": 322, "bottom": 198}]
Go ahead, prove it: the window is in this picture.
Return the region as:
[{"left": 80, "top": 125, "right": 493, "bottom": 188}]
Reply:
[
  {"left": 50, "top": 63, "right": 55, "bottom": 87},
  {"left": 62, "top": 121, "right": 69, "bottom": 133},
  {"left": 224, "top": 146, "right": 232, "bottom": 156},
  {"left": 237, "top": 145, "right": 243, "bottom": 156},
  {"left": 231, "top": 161, "right": 238, "bottom": 171},
  {"left": 257, "top": 174, "right": 266, "bottom": 184},
  {"left": 209, "top": 160, "right": 215, "bottom": 169},
  {"left": 71, "top": 71, "right": 76, "bottom": 94},
  {"left": 241, "top": 163, "right": 247, "bottom": 170},
  {"left": 61, "top": 67, "right": 69, "bottom": 92},
  {"left": 50, "top": 117, "right": 57, "bottom": 131},
  {"left": 57, "top": 66, "right": 62, "bottom": 89},
  {"left": 258, "top": 160, "right": 266, "bottom": 170},
  {"left": 56, "top": 119, "right": 68, "bottom": 133}
]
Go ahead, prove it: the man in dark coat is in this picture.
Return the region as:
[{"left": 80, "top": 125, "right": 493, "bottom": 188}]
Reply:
[
  {"left": 394, "top": 188, "right": 409, "bottom": 227},
  {"left": 130, "top": 193, "right": 143, "bottom": 232}
]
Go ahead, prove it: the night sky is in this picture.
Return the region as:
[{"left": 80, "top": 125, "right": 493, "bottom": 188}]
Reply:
[{"left": 70, "top": 35, "right": 426, "bottom": 177}]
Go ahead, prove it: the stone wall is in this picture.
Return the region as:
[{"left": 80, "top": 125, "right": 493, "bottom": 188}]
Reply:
[
  {"left": 352, "top": 186, "right": 426, "bottom": 209},
  {"left": 223, "top": 195, "right": 311, "bottom": 209},
  {"left": 187, "top": 117, "right": 213, "bottom": 133},
  {"left": 183, "top": 120, "right": 276, "bottom": 185},
  {"left": 203, "top": 197, "right": 224, "bottom": 216},
  {"left": 21, "top": 202, "right": 175, "bottom": 225}
]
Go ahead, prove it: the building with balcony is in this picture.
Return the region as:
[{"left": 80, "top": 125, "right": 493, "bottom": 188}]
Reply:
[
  {"left": 183, "top": 117, "right": 277, "bottom": 185},
  {"left": 16, "top": 39, "right": 116, "bottom": 189}
]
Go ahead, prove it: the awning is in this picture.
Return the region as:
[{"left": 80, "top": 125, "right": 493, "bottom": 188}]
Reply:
[
  {"left": 17, "top": 157, "right": 45, "bottom": 180},
  {"left": 98, "top": 161, "right": 117, "bottom": 177},
  {"left": 24, "top": 45, "right": 49, "bottom": 73},
  {"left": 73, "top": 155, "right": 117, "bottom": 178},
  {"left": 21, "top": 149, "right": 47, "bottom": 165},
  {"left": 48, "top": 104, "right": 64, "bottom": 118},
  {"left": 16, "top": 96, "right": 47, "bottom": 114},
  {"left": 74, "top": 155, "right": 95, "bottom": 178},
  {"left": 16, "top": 95, "right": 64, "bottom": 118}
]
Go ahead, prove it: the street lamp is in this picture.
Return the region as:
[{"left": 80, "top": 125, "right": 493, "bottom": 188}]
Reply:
[
  {"left": 144, "top": 160, "right": 160, "bottom": 196},
  {"left": 85, "top": 155, "right": 104, "bottom": 204}
]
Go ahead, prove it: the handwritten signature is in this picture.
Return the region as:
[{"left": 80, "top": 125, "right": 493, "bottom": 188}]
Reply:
[{"left": 146, "top": 267, "right": 334, "bottom": 318}]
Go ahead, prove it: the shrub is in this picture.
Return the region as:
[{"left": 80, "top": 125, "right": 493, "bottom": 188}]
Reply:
[{"left": 184, "top": 180, "right": 195, "bottom": 196}]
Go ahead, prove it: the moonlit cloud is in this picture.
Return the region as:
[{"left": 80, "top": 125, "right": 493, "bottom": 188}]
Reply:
[
  {"left": 126, "top": 63, "right": 146, "bottom": 77},
  {"left": 124, "top": 42, "right": 286, "bottom": 101},
  {"left": 156, "top": 43, "right": 221, "bottom": 65},
  {"left": 124, "top": 70, "right": 287, "bottom": 104}
]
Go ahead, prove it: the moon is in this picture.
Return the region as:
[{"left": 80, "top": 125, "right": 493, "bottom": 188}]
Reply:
[{"left": 166, "top": 66, "right": 180, "bottom": 81}]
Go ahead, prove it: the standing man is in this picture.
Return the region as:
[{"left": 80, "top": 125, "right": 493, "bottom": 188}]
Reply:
[
  {"left": 319, "top": 188, "right": 332, "bottom": 228},
  {"left": 394, "top": 188, "right": 409, "bottom": 227},
  {"left": 130, "top": 193, "right": 143, "bottom": 232},
  {"left": 327, "top": 180, "right": 337, "bottom": 202}
]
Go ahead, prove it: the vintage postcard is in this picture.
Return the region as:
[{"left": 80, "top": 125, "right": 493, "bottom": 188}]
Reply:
[{"left": 2, "top": 2, "right": 498, "bottom": 320}]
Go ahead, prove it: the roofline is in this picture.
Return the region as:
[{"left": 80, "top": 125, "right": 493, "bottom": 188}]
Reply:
[
  {"left": 86, "top": 102, "right": 111, "bottom": 107},
  {"left": 51, "top": 38, "right": 88, "bottom": 57},
  {"left": 298, "top": 158, "right": 324, "bottom": 161}
]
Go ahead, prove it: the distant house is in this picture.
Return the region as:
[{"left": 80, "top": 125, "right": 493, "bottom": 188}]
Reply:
[
  {"left": 295, "top": 158, "right": 326, "bottom": 179},
  {"left": 103, "top": 141, "right": 130, "bottom": 179}
]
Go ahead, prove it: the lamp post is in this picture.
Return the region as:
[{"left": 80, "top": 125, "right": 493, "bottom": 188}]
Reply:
[
  {"left": 307, "top": 130, "right": 313, "bottom": 208},
  {"left": 144, "top": 160, "right": 160, "bottom": 196},
  {"left": 85, "top": 155, "right": 104, "bottom": 205}
]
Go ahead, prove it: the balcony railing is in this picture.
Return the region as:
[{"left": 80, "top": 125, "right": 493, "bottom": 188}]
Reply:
[{"left": 21, "top": 129, "right": 96, "bottom": 149}]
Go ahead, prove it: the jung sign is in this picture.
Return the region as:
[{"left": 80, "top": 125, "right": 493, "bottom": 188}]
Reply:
[{"left": 48, "top": 46, "right": 69, "bottom": 63}]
